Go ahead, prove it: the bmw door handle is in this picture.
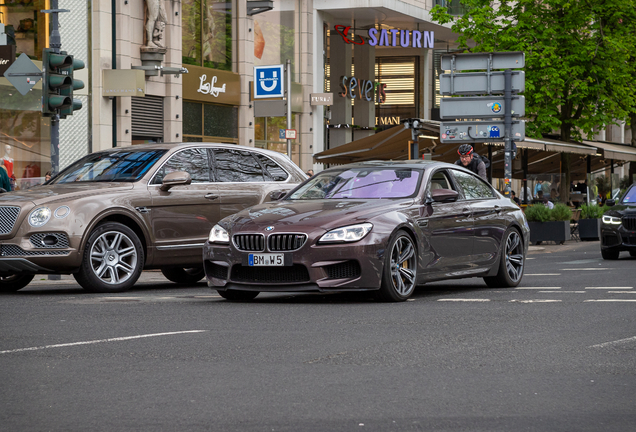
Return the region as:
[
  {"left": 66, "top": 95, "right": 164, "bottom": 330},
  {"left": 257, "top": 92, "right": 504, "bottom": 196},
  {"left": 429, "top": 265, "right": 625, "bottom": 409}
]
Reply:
[{"left": 205, "top": 194, "right": 219, "bottom": 200}]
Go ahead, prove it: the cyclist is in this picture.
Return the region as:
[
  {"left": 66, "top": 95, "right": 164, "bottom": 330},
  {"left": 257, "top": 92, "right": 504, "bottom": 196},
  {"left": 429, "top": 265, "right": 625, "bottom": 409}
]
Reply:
[{"left": 455, "top": 144, "right": 487, "bottom": 181}]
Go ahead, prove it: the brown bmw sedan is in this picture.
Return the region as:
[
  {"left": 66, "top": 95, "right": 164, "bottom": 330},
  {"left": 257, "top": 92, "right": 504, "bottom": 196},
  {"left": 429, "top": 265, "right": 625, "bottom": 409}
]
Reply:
[
  {"left": 204, "top": 161, "right": 530, "bottom": 302},
  {"left": 0, "top": 143, "right": 306, "bottom": 293}
]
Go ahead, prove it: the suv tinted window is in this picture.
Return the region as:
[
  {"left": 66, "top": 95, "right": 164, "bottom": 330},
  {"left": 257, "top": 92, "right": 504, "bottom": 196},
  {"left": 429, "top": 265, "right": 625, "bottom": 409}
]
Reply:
[
  {"left": 253, "top": 153, "right": 289, "bottom": 181},
  {"left": 453, "top": 170, "right": 495, "bottom": 199},
  {"left": 152, "top": 148, "right": 211, "bottom": 184},
  {"left": 213, "top": 149, "right": 264, "bottom": 182}
]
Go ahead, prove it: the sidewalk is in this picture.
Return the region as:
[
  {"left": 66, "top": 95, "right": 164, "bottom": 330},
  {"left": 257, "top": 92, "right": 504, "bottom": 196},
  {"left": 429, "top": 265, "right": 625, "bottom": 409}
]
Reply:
[
  {"left": 528, "top": 238, "right": 599, "bottom": 253},
  {"left": 28, "top": 270, "right": 170, "bottom": 286}
]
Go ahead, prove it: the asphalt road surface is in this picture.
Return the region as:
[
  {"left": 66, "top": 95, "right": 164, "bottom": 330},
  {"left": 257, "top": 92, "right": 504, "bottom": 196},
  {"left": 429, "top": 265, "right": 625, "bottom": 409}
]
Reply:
[{"left": 1, "top": 240, "right": 635, "bottom": 431}]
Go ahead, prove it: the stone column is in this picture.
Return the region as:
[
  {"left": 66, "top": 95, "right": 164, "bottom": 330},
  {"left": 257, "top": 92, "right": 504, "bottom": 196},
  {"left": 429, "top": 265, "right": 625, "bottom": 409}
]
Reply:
[
  {"left": 329, "top": 28, "right": 352, "bottom": 147},
  {"left": 299, "top": 0, "right": 314, "bottom": 171},
  {"left": 237, "top": 0, "right": 254, "bottom": 147}
]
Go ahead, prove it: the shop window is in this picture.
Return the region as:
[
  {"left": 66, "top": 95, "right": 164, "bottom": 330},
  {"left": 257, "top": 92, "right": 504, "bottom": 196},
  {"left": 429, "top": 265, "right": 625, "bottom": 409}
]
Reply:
[
  {"left": 182, "top": 0, "right": 232, "bottom": 71},
  {"left": 182, "top": 101, "right": 238, "bottom": 144},
  {"left": 253, "top": 2, "right": 298, "bottom": 81}
]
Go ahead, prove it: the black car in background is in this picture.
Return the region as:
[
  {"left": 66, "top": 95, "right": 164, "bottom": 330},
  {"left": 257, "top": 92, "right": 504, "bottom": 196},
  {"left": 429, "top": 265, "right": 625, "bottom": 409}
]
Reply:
[{"left": 600, "top": 182, "right": 636, "bottom": 260}]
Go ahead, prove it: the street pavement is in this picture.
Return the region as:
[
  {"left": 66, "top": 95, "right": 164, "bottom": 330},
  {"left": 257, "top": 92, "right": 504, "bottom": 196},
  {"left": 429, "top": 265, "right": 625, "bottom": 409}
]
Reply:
[{"left": 1, "top": 239, "right": 635, "bottom": 432}]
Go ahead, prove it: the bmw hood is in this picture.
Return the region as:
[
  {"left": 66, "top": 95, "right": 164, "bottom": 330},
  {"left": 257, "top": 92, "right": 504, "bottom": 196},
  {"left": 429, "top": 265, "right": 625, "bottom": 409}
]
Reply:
[{"left": 222, "top": 198, "right": 413, "bottom": 232}]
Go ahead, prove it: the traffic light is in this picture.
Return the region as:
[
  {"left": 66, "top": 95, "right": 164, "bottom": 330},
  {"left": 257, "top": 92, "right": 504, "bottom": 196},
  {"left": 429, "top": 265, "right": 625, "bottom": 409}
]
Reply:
[
  {"left": 42, "top": 48, "right": 73, "bottom": 116},
  {"left": 59, "top": 53, "right": 85, "bottom": 119}
]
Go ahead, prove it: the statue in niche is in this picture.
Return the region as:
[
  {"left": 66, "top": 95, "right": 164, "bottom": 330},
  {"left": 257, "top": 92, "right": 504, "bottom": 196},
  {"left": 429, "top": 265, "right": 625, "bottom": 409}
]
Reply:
[{"left": 144, "top": 0, "right": 168, "bottom": 48}]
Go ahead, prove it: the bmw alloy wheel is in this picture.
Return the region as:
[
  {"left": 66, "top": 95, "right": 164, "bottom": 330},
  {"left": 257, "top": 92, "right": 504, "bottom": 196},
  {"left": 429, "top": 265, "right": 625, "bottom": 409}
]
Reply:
[
  {"left": 504, "top": 230, "right": 524, "bottom": 283},
  {"left": 389, "top": 235, "right": 417, "bottom": 297}
]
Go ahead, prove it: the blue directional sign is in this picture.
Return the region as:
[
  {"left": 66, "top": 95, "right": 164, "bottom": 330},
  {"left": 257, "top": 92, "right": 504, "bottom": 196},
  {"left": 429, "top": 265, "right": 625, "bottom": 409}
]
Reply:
[
  {"left": 279, "top": 129, "right": 286, "bottom": 139},
  {"left": 254, "top": 64, "right": 284, "bottom": 99}
]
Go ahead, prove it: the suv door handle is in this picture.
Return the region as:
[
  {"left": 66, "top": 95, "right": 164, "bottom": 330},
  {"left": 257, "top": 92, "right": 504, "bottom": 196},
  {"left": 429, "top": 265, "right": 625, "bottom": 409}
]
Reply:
[
  {"left": 205, "top": 194, "right": 219, "bottom": 200},
  {"left": 462, "top": 207, "right": 471, "bottom": 217},
  {"left": 494, "top": 205, "right": 502, "bottom": 213}
]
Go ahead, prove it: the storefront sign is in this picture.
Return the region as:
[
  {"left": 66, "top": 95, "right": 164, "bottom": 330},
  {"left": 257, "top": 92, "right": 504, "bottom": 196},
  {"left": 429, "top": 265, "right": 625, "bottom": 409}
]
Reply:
[
  {"left": 183, "top": 64, "right": 241, "bottom": 105},
  {"left": 338, "top": 76, "right": 386, "bottom": 104},
  {"left": 310, "top": 93, "right": 333, "bottom": 106},
  {"left": 102, "top": 69, "right": 146, "bottom": 97},
  {"left": 376, "top": 116, "right": 401, "bottom": 126},
  {"left": 0, "top": 45, "right": 16, "bottom": 77},
  {"left": 335, "top": 25, "right": 434, "bottom": 49}
]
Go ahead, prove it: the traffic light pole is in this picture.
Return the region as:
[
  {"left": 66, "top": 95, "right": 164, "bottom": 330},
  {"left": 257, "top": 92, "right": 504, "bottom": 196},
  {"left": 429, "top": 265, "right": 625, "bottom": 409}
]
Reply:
[
  {"left": 503, "top": 68, "right": 512, "bottom": 198},
  {"left": 43, "top": 0, "right": 65, "bottom": 175}
]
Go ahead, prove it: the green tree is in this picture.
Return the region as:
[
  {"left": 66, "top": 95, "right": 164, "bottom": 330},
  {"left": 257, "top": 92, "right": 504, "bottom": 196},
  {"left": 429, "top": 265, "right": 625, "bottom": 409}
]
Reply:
[{"left": 431, "top": 0, "right": 636, "bottom": 200}]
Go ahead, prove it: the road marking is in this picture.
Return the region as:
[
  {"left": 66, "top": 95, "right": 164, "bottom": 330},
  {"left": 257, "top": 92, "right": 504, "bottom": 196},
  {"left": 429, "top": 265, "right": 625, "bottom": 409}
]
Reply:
[
  {"left": 437, "top": 299, "right": 491, "bottom": 302},
  {"left": 539, "top": 291, "right": 585, "bottom": 293},
  {"left": 560, "top": 268, "right": 610, "bottom": 271},
  {"left": 584, "top": 299, "right": 636, "bottom": 302},
  {"left": 608, "top": 291, "right": 636, "bottom": 294},
  {"left": 524, "top": 274, "right": 561, "bottom": 276},
  {"left": 510, "top": 299, "right": 561, "bottom": 303},
  {"left": 0, "top": 330, "right": 208, "bottom": 355},
  {"left": 585, "top": 287, "right": 632, "bottom": 290},
  {"left": 590, "top": 336, "right": 636, "bottom": 348},
  {"left": 516, "top": 287, "right": 561, "bottom": 290}
]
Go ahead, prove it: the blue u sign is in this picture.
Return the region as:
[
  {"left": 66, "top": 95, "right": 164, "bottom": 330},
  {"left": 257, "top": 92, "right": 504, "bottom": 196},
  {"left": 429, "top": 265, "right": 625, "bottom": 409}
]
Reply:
[{"left": 254, "top": 65, "right": 284, "bottom": 99}]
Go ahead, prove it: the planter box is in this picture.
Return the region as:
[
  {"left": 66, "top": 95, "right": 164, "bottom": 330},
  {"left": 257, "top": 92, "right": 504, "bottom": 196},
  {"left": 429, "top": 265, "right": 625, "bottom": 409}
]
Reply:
[
  {"left": 528, "top": 220, "right": 571, "bottom": 245},
  {"left": 578, "top": 218, "right": 601, "bottom": 241}
]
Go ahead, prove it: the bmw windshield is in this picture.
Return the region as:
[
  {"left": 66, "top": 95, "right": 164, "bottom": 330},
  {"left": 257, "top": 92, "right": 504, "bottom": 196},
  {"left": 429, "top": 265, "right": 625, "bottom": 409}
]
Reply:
[
  {"left": 50, "top": 150, "right": 167, "bottom": 184},
  {"left": 288, "top": 167, "right": 423, "bottom": 200}
]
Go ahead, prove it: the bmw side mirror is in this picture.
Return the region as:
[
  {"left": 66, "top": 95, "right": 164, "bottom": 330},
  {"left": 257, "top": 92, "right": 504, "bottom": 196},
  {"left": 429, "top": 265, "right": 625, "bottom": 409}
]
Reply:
[
  {"left": 160, "top": 171, "right": 192, "bottom": 191},
  {"left": 431, "top": 188, "right": 459, "bottom": 203},
  {"left": 606, "top": 199, "right": 615, "bottom": 207},
  {"left": 270, "top": 190, "right": 287, "bottom": 201}
]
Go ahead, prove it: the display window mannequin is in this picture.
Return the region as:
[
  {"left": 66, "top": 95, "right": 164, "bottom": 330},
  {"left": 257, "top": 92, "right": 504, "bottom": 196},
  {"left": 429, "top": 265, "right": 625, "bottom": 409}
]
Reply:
[{"left": 2, "top": 145, "right": 14, "bottom": 178}]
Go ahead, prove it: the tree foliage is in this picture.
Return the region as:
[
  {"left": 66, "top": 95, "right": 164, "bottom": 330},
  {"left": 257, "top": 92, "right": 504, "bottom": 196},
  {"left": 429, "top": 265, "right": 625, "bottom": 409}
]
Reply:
[{"left": 431, "top": 0, "right": 636, "bottom": 143}]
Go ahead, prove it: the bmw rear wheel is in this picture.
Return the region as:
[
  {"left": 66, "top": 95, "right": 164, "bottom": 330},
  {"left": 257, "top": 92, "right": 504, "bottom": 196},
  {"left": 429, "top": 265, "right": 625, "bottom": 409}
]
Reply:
[
  {"left": 484, "top": 228, "right": 524, "bottom": 288},
  {"left": 377, "top": 230, "right": 417, "bottom": 302},
  {"left": 74, "top": 222, "right": 144, "bottom": 293}
]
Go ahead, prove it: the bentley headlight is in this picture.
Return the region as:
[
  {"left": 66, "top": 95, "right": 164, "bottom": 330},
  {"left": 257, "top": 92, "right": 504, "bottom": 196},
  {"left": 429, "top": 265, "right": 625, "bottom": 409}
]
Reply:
[
  {"left": 602, "top": 215, "right": 622, "bottom": 225},
  {"left": 208, "top": 224, "right": 229, "bottom": 244},
  {"left": 319, "top": 223, "right": 373, "bottom": 243},
  {"left": 28, "top": 207, "right": 51, "bottom": 227}
]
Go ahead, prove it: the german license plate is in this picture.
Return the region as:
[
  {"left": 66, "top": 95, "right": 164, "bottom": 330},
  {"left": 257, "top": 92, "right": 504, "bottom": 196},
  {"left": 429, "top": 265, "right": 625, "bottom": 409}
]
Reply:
[{"left": 248, "top": 253, "right": 285, "bottom": 266}]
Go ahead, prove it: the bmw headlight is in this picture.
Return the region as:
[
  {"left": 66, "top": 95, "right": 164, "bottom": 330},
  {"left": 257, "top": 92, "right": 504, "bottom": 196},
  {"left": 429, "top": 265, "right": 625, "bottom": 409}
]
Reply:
[
  {"left": 208, "top": 224, "right": 229, "bottom": 244},
  {"left": 28, "top": 207, "right": 51, "bottom": 227},
  {"left": 319, "top": 223, "right": 373, "bottom": 244},
  {"left": 602, "top": 215, "right": 621, "bottom": 225}
]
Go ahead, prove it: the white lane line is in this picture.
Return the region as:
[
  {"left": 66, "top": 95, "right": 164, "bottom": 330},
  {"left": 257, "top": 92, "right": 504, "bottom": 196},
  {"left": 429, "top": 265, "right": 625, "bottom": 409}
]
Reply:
[
  {"left": 585, "top": 287, "right": 633, "bottom": 290},
  {"left": 608, "top": 291, "right": 636, "bottom": 294},
  {"left": 561, "top": 268, "right": 610, "bottom": 271},
  {"left": 516, "top": 287, "right": 561, "bottom": 290},
  {"left": 510, "top": 299, "right": 561, "bottom": 303},
  {"left": 590, "top": 336, "right": 636, "bottom": 348},
  {"left": 437, "top": 299, "right": 491, "bottom": 302},
  {"left": 584, "top": 299, "right": 636, "bottom": 303},
  {"left": 539, "top": 291, "right": 585, "bottom": 294},
  {"left": 0, "top": 330, "right": 208, "bottom": 355},
  {"left": 524, "top": 274, "right": 562, "bottom": 276}
]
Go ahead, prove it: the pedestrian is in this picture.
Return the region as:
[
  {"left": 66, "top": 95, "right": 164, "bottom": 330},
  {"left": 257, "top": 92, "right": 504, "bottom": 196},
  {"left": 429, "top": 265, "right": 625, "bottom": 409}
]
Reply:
[
  {"left": 519, "top": 184, "right": 533, "bottom": 204},
  {"left": 511, "top": 190, "right": 521, "bottom": 205},
  {"left": 454, "top": 144, "right": 487, "bottom": 181},
  {"left": 44, "top": 171, "right": 52, "bottom": 182},
  {"left": 306, "top": 169, "right": 314, "bottom": 177},
  {"left": 537, "top": 190, "right": 554, "bottom": 209}
]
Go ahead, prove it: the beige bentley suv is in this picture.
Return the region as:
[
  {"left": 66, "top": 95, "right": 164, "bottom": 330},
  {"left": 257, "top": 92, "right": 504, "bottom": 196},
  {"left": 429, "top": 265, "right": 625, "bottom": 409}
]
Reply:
[{"left": 0, "top": 143, "right": 306, "bottom": 293}]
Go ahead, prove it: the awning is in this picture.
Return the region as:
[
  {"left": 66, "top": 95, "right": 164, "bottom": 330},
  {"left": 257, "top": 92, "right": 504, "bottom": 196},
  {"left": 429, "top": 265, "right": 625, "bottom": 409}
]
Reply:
[
  {"left": 581, "top": 140, "right": 636, "bottom": 162},
  {"left": 314, "top": 125, "right": 414, "bottom": 165},
  {"left": 314, "top": 121, "right": 599, "bottom": 166}
]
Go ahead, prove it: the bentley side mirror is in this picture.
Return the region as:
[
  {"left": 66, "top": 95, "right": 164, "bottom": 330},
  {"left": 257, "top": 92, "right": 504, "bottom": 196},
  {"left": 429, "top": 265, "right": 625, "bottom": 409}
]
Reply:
[
  {"left": 431, "top": 188, "right": 459, "bottom": 203},
  {"left": 606, "top": 199, "right": 615, "bottom": 207},
  {"left": 160, "top": 171, "right": 192, "bottom": 191},
  {"left": 270, "top": 190, "right": 287, "bottom": 201}
]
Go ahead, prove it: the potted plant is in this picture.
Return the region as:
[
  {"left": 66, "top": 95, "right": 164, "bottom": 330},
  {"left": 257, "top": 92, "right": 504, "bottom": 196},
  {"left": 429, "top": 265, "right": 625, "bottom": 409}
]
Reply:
[
  {"left": 526, "top": 203, "right": 572, "bottom": 245},
  {"left": 578, "top": 204, "right": 607, "bottom": 241}
]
